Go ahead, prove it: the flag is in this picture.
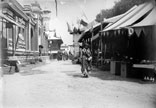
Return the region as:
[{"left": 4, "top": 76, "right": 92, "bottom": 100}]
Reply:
[
  {"left": 80, "top": 19, "right": 88, "bottom": 26},
  {"left": 55, "top": 0, "right": 58, "bottom": 17},
  {"left": 66, "top": 22, "right": 73, "bottom": 33}
]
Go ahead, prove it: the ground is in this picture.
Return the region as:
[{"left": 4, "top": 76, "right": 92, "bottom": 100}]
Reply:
[{"left": 1, "top": 60, "right": 156, "bottom": 108}]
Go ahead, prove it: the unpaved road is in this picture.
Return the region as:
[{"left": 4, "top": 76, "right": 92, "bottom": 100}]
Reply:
[{"left": 2, "top": 60, "right": 156, "bottom": 108}]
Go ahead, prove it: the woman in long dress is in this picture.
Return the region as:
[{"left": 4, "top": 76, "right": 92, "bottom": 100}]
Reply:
[{"left": 81, "top": 44, "right": 92, "bottom": 77}]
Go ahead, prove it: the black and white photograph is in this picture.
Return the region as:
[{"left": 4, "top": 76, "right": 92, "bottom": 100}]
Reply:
[{"left": 0, "top": 0, "right": 156, "bottom": 108}]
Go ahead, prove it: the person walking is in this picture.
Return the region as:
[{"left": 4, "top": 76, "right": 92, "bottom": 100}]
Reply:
[
  {"left": 80, "top": 44, "right": 92, "bottom": 77},
  {"left": 86, "top": 46, "right": 92, "bottom": 72}
]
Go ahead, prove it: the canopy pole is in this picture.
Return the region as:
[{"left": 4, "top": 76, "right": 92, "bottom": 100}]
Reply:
[
  {"left": 91, "top": 25, "right": 93, "bottom": 54},
  {"left": 100, "top": 22, "right": 103, "bottom": 65}
]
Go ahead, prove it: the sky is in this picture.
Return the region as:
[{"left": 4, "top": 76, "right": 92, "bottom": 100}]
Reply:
[{"left": 17, "top": 0, "right": 118, "bottom": 45}]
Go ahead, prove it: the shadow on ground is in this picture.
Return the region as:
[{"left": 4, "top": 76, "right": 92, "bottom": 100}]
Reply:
[
  {"left": 65, "top": 65, "right": 156, "bottom": 84},
  {"left": 2, "top": 62, "right": 47, "bottom": 76}
]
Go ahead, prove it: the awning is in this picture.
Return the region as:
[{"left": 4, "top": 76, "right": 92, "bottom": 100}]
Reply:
[
  {"left": 104, "top": 5, "right": 137, "bottom": 24},
  {"left": 103, "top": 2, "right": 154, "bottom": 32},
  {"left": 132, "top": 7, "right": 156, "bottom": 27},
  {"left": 78, "top": 11, "right": 130, "bottom": 42},
  {"left": 78, "top": 22, "right": 108, "bottom": 42},
  {"left": 90, "top": 6, "right": 137, "bottom": 41},
  {"left": 0, "top": 13, "right": 25, "bottom": 28},
  {"left": 117, "top": 3, "right": 153, "bottom": 29}
]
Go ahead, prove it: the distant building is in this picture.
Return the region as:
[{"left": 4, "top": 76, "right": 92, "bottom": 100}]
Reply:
[
  {"left": 24, "top": 1, "right": 49, "bottom": 55},
  {"left": 48, "top": 32, "right": 63, "bottom": 59}
]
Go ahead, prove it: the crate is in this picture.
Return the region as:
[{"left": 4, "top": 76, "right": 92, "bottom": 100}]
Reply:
[{"left": 110, "top": 61, "right": 121, "bottom": 75}]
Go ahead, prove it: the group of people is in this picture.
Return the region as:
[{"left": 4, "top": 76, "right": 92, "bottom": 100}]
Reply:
[{"left": 80, "top": 43, "right": 92, "bottom": 78}]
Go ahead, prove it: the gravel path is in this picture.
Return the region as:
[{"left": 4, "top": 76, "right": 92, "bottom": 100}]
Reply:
[{"left": 2, "top": 60, "right": 156, "bottom": 108}]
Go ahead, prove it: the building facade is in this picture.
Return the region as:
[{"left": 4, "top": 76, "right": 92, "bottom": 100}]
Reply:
[
  {"left": 0, "top": 0, "right": 49, "bottom": 65},
  {"left": 0, "top": 0, "right": 29, "bottom": 63},
  {"left": 48, "top": 33, "right": 63, "bottom": 59}
]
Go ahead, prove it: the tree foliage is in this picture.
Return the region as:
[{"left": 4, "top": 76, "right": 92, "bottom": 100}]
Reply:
[{"left": 95, "top": 0, "right": 153, "bottom": 22}]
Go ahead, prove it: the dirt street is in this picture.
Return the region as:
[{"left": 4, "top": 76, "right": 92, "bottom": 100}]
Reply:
[{"left": 2, "top": 60, "right": 156, "bottom": 108}]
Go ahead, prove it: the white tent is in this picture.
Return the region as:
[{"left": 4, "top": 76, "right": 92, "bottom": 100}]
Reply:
[
  {"left": 103, "top": 2, "right": 154, "bottom": 32},
  {"left": 90, "top": 7, "right": 136, "bottom": 41},
  {"left": 104, "top": 5, "right": 137, "bottom": 29},
  {"left": 132, "top": 7, "right": 156, "bottom": 27}
]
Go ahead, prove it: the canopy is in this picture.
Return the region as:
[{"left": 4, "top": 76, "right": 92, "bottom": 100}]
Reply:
[
  {"left": 103, "top": 2, "right": 154, "bottom": 32},
  {"left": 132, "top": 7, "right": 156, "bottom": 27},
  {"left": 91, "top": 6, "right": 137, "bottom": 41},
  {"left": 104, "top": 5, "right": 137, "bottom": 28},
  {"left": 79, "top": 9, "right": 129, "bottom": 42},
  {"left": 78, "top": 22, "right": 108, "bottom": 42},
  {"left": 117, "top": 3, "right": 154, "bottom": 29}
]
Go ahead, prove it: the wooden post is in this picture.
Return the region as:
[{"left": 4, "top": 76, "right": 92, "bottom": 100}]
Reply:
[
  {"left": 100, "top": 22, "right": 103, "bottom": 65},
  {"left": 12, "top": 26, "right": 14, "bottom": 56},
  {"left": 91, "top": 25, "right": 93, "bottom": 53}
]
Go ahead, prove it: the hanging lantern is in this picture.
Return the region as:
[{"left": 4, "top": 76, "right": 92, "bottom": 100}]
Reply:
[{"left": 128, "top": 27, "right": 134, "bottom": 36}]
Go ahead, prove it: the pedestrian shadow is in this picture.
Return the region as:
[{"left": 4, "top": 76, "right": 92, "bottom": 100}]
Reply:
[
  {"left": 66, "top": 73, "right": 86, "bottom": 78},
  {"left": 65, "top": 65, "right": 156, "bottom": 84},
  {"left": 72, "top": 74, "right": 84, "bottom": 78}
]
